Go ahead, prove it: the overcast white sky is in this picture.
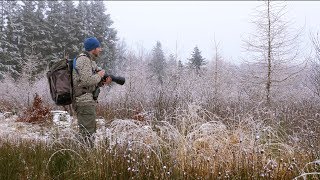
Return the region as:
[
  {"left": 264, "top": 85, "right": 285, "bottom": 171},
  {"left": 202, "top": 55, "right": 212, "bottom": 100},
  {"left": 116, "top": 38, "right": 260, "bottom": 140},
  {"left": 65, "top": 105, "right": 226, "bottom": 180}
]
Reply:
[{"left": 106, "top": 1, "right": 320, "bottom": 64}]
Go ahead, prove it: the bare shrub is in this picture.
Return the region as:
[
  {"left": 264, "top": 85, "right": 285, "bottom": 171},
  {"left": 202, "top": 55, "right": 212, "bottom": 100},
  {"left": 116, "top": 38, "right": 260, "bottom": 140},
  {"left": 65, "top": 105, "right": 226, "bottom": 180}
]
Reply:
[
  {"left": 0, "top": 99, "right": 16, "bottom": 113},
  {"left": 0, "top": 73, "right": 53, "bottom": 110}
]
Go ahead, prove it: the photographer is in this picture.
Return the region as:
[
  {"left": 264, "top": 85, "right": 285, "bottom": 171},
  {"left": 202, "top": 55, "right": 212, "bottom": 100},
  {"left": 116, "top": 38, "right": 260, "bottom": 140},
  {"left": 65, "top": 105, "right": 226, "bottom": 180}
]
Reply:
[{"left": 72, "top": 37, "right": 112, "bottom": 147}]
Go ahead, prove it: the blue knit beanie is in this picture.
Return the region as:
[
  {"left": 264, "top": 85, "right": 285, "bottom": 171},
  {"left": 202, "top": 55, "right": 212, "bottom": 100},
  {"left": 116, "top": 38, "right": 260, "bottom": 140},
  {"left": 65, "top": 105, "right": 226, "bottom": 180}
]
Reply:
[{"left": 84, "top": 37, "right": 101, "bottom": 51}]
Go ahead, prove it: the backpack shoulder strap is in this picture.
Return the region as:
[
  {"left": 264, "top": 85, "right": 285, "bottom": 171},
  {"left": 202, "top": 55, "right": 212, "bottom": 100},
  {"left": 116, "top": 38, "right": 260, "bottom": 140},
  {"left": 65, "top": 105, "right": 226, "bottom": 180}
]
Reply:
[
  {"left": 73, "top": 57, "right": 78, "bottom": 74},
  {"left": 73, "top": 52, "right": 90, "bottom": 74}
]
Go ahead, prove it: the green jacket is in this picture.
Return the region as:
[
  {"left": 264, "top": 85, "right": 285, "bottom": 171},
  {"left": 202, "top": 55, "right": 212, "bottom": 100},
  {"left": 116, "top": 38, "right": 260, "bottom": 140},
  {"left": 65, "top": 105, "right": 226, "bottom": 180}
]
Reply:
[{"left": 73, "top": 52, "right": 102, "bottom": 106}]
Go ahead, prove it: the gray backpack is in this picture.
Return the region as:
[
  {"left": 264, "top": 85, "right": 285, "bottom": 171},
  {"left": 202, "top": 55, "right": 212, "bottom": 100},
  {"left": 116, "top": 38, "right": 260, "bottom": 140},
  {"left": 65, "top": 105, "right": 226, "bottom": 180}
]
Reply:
[{"left": 47, "top": 58, "right": 74, "bottom": 106}]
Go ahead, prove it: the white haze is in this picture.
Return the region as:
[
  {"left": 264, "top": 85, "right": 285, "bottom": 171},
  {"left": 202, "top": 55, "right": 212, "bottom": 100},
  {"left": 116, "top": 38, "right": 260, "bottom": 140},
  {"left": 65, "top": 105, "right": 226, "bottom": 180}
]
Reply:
[{"left": 106, "top": 1, "right": 320, "bottom": 64}]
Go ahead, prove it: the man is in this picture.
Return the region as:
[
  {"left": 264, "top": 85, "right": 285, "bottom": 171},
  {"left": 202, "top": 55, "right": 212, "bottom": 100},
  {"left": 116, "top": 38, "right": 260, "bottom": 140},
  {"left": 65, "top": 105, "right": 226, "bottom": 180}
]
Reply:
[{"left": 72, "top": 37, "right": 112, "bottom": 147}]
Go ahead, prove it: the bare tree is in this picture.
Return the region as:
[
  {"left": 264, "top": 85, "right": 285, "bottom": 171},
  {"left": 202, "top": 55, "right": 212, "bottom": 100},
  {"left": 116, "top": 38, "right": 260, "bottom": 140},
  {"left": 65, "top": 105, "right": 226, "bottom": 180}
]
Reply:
[
  {"left": 311, "top": 32, "right": 320, "bottom": 61},
  {"left": 242, "top": 0, "right": 305, "bottom": 106},
  {"left": 307, "top": 32, "right": 320, "bottom": 97},
  {"left": 212, "top": 37, "right": 222, "bottom": 98}
]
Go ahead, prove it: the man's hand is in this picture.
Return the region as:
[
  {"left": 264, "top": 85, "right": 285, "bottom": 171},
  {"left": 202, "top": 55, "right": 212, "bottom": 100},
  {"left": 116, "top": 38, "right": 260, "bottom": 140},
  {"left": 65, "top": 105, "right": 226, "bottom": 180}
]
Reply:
[
  {"left": 97, "top": 70, "right": 105, "bottom": 78},
  {"left": 103, "top": 76, "right": 112, "bottom": 85}
]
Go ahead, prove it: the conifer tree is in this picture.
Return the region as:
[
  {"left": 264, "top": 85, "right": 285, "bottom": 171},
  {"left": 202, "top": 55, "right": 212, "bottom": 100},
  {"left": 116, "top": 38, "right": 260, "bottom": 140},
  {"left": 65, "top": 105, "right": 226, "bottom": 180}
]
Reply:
[
  {"left": 0, "top": 1, "right": 6, "bottom": 79},
  {"left": 15, "top": 1, "right": 51, "bottom": 79},
  {"left": 60, "top": 1, "right": 79, "bottom": 58},
  {"left": 90, "top": 1, "right": 118, "bottom": 71},
  {"left": 167, "top": 54, "right": 177, "bottom": 68},
  {"left": 0, "top": 0, "right": 119, "bottom": 80},
  {"left": 188, "top": 46, "right": 206, "bottom": 75},
  {"left": 46, "top": 1, "right": 65, "bottom": 58},
  {"left": 1, "top": 1, "right": 22, "bottom": 79},
  {"left": 149, "top": 41, "right": 166, "bottom": 85},
  {"left": 34, "top": 1, "right": 52, "bottom": 63},
  {"left": 76, "top": 1, "right": 91, "bottom": 43}
]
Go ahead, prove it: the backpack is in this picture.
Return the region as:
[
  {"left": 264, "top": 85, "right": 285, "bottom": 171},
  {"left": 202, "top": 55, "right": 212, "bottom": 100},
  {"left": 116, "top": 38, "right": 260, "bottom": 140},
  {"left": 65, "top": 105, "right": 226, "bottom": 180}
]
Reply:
[{"left": 47, "top": 58, "right": 75, "bottom": 106}]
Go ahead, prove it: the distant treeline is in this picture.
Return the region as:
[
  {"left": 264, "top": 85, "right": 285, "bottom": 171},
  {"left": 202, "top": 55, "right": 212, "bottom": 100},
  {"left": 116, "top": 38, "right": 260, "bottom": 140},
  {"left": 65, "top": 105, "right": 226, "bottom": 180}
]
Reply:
[{"left": 0, "top": 1, "right": 118, "bottom": 80}]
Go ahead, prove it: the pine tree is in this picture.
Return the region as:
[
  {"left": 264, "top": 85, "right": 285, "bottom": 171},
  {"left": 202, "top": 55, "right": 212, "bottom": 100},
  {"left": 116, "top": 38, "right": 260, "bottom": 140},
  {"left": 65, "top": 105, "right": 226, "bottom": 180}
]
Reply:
[
  {"left": 188, "top": 46, "right": 206, "bottom": 75},
  {"left": 19, "top": 1, "right": 47, "bottom": 80},
  {"left": 19, "top": 1, "right": 37, "bottom": 58},
  {"left": 149, "top": 41, "right": 166, "bottom": 84},
  {"left": 33, "top": 1, "right": 52, "bottom": 63},
  {"left": 0, "top": 0, "right": 119, "bottom": 80},
  {"left": 46, "top": 1, "right": 65, "bottom": 58},
  {"left": 167, "top": 54, "right": 176, "bottom": 68},
  {"left": 1, "top": 1, "right": 23, "bottom": 79},
  {"left": 90, "top": 1, "right": 118, "bottom": 71},
  {"left": 0, "top": 1, "right": 6, "bottom": 79},
  {"left": 75, "top": 1, "right": 91, "bottom": 43},
  {"left": 61, "top": 1, "right": 80, "bottom": 58}
]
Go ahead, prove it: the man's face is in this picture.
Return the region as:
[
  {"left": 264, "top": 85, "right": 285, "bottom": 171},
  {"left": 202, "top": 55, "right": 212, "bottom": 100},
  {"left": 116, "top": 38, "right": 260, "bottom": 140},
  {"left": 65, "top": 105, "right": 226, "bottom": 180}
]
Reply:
[{"left": 92, "top": 47, "right": 102, "bottom": 57}]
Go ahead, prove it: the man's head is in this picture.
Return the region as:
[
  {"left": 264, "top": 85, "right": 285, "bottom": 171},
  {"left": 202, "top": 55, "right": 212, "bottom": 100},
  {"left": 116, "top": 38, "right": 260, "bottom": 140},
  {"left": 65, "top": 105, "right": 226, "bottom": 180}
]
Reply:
[{"left": 84, "top": 37, "right": 102, "bottom": 57}]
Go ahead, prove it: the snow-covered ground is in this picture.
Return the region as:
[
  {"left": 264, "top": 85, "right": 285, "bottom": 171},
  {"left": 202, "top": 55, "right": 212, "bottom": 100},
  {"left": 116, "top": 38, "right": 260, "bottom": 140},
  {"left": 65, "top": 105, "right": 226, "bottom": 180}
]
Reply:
[
  {"left": 0, "top": 111, "right": 110, "bottom": 144},
  {"left": 0, "top": 111, "right": 157, "bottom": 148},
  {"left": 0, "top": 112, "right": 50, "bottom": 141}
]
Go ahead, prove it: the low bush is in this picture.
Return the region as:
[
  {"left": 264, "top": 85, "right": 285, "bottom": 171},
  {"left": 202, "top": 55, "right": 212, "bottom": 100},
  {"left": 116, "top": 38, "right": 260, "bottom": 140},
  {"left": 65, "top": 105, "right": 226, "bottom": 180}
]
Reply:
[{"left": 17, "top": 93, "right": 51, "bottom": 124}]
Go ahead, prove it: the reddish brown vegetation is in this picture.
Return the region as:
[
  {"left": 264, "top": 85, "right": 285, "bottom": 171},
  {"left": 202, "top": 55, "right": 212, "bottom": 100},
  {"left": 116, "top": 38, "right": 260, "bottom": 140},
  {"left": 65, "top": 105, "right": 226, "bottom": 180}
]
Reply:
[{"left": 17, "top": 93, "right": 51, "bottom": 124}]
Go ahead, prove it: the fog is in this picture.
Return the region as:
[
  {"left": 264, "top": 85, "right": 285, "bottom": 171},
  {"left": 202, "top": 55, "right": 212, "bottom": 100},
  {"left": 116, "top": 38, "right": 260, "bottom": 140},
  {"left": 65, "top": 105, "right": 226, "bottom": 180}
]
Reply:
[{"left": 107, "top": 1, "right": 320, "bottom": 64}]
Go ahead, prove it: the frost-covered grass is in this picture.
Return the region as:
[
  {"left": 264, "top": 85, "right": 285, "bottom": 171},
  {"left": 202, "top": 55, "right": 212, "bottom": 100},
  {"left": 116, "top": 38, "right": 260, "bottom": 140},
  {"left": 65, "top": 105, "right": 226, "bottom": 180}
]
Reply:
[
  {"left": 0, "top": 57, "right": 319, "bottom": 178},
  {"left": 0, "top": 103, "right": 319, "bottom": 179}
]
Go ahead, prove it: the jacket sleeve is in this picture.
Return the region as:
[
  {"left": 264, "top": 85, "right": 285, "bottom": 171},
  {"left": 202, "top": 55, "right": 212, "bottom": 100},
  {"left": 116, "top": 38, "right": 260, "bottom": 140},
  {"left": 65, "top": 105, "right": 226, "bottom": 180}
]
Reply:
[{"left": 76, "top": 56, "right": 101, "bottom": 87}]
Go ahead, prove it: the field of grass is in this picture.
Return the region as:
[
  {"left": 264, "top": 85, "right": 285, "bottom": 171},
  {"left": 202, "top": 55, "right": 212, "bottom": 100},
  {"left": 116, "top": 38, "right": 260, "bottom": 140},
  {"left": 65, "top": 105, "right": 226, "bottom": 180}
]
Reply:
[
  {"left": 0, "top": 64, "right": 320, "bottom": 179},
  {"left": 0, "top": 101, "right": 319, "bottom": 180}
]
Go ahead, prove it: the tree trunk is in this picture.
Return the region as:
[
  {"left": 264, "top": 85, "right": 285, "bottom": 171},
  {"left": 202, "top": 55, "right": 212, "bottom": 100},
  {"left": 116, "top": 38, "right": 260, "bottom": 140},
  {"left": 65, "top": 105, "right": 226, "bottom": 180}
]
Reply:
[{"left": 266, "top": 0, "right": 272, "bottom": 106}]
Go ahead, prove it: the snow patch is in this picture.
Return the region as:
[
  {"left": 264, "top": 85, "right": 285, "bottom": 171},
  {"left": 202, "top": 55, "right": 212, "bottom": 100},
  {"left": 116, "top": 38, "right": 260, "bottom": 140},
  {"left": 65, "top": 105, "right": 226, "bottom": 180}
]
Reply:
[{"left": 51, "top": 110, "right": 72, "bottom": 128}]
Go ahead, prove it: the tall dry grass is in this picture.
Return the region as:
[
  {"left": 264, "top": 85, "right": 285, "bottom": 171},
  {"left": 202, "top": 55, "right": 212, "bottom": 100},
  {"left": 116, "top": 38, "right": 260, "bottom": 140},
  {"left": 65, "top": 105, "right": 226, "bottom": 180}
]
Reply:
[
  {"left": 0, "top": 102, "right": 319, "bottom": 179},
  {"left": 0, "top": 51, "right": 319, "bottom": 179}
]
